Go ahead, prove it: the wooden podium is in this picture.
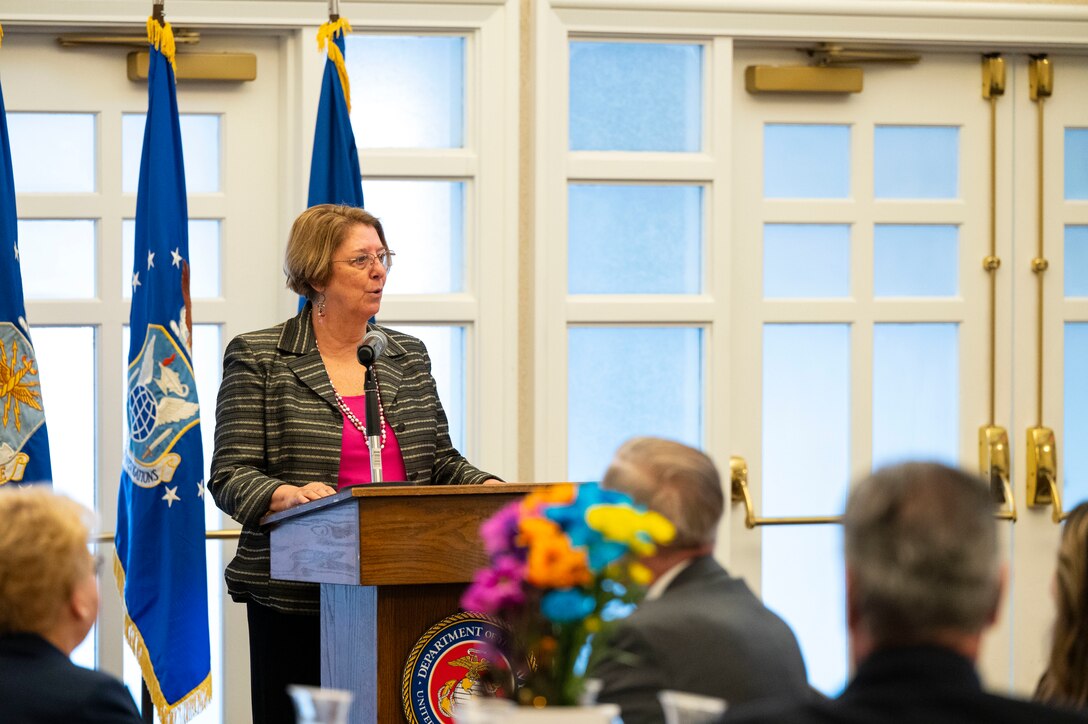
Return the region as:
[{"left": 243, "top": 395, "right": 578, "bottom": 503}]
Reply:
[{"left": 263, "top": 483, "right": 539, "bottom": 724}]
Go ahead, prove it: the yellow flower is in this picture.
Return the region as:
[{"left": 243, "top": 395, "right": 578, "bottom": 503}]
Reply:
[
  {"left": 627, "top": 561, "right": 653, "bottom": 586},
  {"left": 585, "top": 505, "right": 676, "bottom": 556}
]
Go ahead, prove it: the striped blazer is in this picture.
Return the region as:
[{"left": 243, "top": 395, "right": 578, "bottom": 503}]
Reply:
[{"left": 208, "top": 306, "right": 495, "bottom": 613}]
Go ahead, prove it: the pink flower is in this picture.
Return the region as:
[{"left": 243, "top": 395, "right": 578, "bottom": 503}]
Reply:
[
  {"left": 461, "top": 555, "right": 527, "bottom": 614},
  {"left": 479, "top": 501, "right": 525, "bottom": 558}
]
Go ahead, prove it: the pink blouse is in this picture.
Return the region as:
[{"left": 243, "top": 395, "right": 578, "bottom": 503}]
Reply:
[{"left": 335, "top": 394, "right": 409, "bottom": 489}]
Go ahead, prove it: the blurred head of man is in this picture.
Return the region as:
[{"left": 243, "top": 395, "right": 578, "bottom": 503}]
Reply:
[
  {"left": 0, "top": 487, "right": 99, "bottom": 655},
  {"left": 602, "top": 437, "right": 724, "bottom": 578},
  {"left": 844, "top": 462, "right": 1004, "bottom": 666}
]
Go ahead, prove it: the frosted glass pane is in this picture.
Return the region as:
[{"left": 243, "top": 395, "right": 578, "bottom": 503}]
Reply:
[
  {"left": 763, "top": 527, "right": 846, "bottom": 696},
  {"left": 8, "top": 113, "right": 95, "bottom": 193},
  {"left": 30, "top": 327, "right": 95, "bottom": 510},
  {"left": 1066, "top": 324, "right": 1088, "bottom": 507},
  {"left": 764, "top": 125, "right": 850, "bottom": 199},
  {"left": 122, "top": 114, "right": 221, "bottom": 193},
  {"left": 569, "top": 184, "right": 702, "bottom": 294},
  {"left": 874, "top": 126, "right": 958, "bottom": 199},
  {"left": 1066, "top": 129, "right": 1088, "bottom": 200},
  {"left": 191, "top": 325, "right": 221, "bottom": 490},
  {"left": 18, "top": 220, "right": 96, "bottom": 300},
  {"left": 345, "top": 35, "right": 464, "bottom": 149},
  {"left": 874, "top": 225, "right": 958, "bottom": 297},
  {"left": 872, "top": 324, "right": 958, "bottom": 469},
  {"left": 366, "top": 181, "right": 464, "bottom": 294},
  {"left": 763, "top": 225, "right": 850, "bottom": 298},
  {"left": 569, "top": 42, "right": 702, "bottom": 152},
  {"left": 763, "top": 325, "right": 850, "bottom": 516},
  {"left": 1066, "top": 226, "right": 1088, "bottom": 297},
  {"left": 763, "top": 324, "right": 850, "bottom": 696},
  {"left": 395, "top": 325, "right": 465, "bottom": 455},
  {"left": 123, "top": 219, "right": 220, "bottom": 299},
  {"left": 568, "top": 327, "right": 702, "bottom": 481}
]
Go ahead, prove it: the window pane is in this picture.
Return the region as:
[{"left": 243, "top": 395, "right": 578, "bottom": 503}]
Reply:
[
  {"left": 872, "top": 324, "right": 958, "bottom": 469},
  {"left": 874, "top": 224, "right": 958, "bottom": 297},
  {"left": 874, "top": 125, "right": 958, "bottom": 199},
  {"left": 123, "top": 219, "right": 221, "bottom": 299},
  {"left": 569, "top": 41, "right": 702, "bottom": 152},
  {"left": 346, "top": 35, "right": 464, "bottom": 149},
  {"left": 763, "top": 527, "right": 846, "bottom": 696},
  {"left": 762, "top": 324, "right": 850, "bottom": 696},
  {"left": 764, "top": 124, "right": 850, "bottom": 199},
  {"left": 1066, "top": 324, "right": 1088, "bottom": 507},
  {"left": 763, "top": 225, "right": 850, "bottom": 298},
  {"left": 569, "top": 184, "right": 702, "bottom": 294},
  {"left": 1066, "top": 226, "right": 1088, "bottom": 297},
  {"left": 366, "top": 181, "right": 464, "bottom": 294},
  {"left": 8, "top": 113, "right": 96, "bottom": 193},
  {"left": 33, "top": 326, "right": 96, "bottom": 668},
  {"left": 18, "top": 220, "right": 96, "bottom": 300},
  {"left": 1066, "top": 128, "right": 1088, "bottom": 200},
  {"left": 395, "top": 325, "right": 465, "bottom": 454},
  {"left": 567, "top": 327, "right": 702, "bottom": 481},
  {"left": 122, "top": 114, "right": 221, "bottom": 193}
]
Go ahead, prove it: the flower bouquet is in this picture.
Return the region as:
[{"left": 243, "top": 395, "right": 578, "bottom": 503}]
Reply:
[{"left": 460, "top": 482, "right": 675, "bottom": 708}]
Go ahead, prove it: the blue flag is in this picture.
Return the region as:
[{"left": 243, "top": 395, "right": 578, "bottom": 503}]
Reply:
[
  {"left": 0, "top": 35, "right": 52, "bottom": 487},
  {"left": 114, "top": 19, "right": 211, "bottom": 724},
  {"left": 308, "top": 18, "right": 364, "bottom": 209}
]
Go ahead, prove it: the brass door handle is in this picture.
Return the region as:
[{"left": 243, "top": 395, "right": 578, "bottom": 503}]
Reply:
[
  {"left": 729, "top": 457, "right": 841, "bottom": 529},
  {"left": 1026, "top": 426, "right": 1066, "bottom": 523},
  {"left": 980, "top": 425, "right": 1017, "bottom": 522}
]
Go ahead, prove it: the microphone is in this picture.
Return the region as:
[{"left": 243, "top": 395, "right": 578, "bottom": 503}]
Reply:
[{"left": 356, "top": 329, "right": 389, "bottom": 366}]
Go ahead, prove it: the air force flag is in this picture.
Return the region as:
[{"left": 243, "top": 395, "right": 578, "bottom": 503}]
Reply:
[{"left": 114, "top": 17, "right": 211, "bottom": 724}]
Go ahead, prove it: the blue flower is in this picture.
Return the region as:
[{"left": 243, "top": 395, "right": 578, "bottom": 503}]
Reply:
[
  {"left": 541, "top": 587, "right": 596, "bottom": 623},
  {"left": 544, "top": 483, "right": 633, "bottom": 572}
]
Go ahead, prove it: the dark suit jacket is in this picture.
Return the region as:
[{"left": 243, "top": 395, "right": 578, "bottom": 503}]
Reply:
[
  {"left": 0, "top": 633, "right": 142, "bottom": 724},
  {"left": 723, "top": 645, "right": 1088, "bottom": 724},
  {"left": 592, "top": 556, "right": 810, "bottom": 724},
  {"left": 209, "top": 306, "right": 495, "bottom": 613}
]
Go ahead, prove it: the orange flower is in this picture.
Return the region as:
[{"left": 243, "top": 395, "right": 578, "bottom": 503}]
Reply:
[
  {"left": 521, "top": 483, "right": 577, "bottom": 514},
  {"left": 517, "top": 516, "right": 562, "bottom": 548},
  {"left": 525, "top": 529, "right": 591, "bottom": 588}
]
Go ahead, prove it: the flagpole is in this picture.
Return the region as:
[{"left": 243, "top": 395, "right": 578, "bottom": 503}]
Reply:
[{"left": 328, "top": 0, "right": 339, "bottom": 21}]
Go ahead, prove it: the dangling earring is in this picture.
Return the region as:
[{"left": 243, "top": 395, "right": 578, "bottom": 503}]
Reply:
[{"left": 315, "top": 292, "right": 327, "bottom": 319}]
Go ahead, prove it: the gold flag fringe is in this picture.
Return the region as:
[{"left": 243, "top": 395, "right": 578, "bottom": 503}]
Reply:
[
  {"left": 147, "top": 16, "right": 178, "bottom": 74},
  {"left": 316, "top": 18, "right": 353, "bottom": 112},
  {"left": 0, "top": 24, "right": 5, "bottom": 48},
  {"left": 113, "top": 552, "right": 213, "bottom": 724}
]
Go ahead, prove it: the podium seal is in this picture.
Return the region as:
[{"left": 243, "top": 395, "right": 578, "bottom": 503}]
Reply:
[{"left": 401, "top": 612, "right": 513, "bottom": 724}]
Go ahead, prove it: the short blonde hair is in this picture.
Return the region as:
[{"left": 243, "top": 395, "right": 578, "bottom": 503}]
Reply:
[
  {"left": 0, "top": 487, "right": 95, "bottom": 636},
  {"left": 283, "top": 204, "right": 388, "bottom": 299},
  {"left": 602, "top": 437, "right": 723, "bottom": 548}
]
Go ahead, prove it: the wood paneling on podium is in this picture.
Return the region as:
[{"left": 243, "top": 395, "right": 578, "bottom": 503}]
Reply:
[{"left": 263, "top": 483, "right": 542, "bottom": 724}]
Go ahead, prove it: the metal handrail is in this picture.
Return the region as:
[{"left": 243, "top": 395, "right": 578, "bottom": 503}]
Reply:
[{"left": 94, "top": 529, "right": 241, "bottom": 544}]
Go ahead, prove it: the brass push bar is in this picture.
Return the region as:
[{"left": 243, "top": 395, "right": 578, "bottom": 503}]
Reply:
[
  {"left": 93, "top": 529, "right": 240, "bottom": 544},
  {"left": 729, "top": 457, "right": 841, "bottom": 529}
]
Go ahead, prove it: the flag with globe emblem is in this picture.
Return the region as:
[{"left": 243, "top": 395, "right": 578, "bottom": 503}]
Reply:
[
  {"left": 0, "top": 25, "right": 52, "bottom": 487},
  {"left": 114, "top": 16, "right": 211, "bottom": 724}
]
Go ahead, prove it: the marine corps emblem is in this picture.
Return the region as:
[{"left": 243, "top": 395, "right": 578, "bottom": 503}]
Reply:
[
  {"left": 402, "top": 612, "right": 514, "bottom": 724},
  {"left": 0, "top": 321, "right": 45, "bottom": 485},
  {"left": 122, "top": 323, "right": 199, "bottom": 489}
]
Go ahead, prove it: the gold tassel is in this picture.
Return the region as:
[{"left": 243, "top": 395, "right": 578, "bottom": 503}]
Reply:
[
  {"left": 146, "top": 16, "right": 178, "bottom": 74},
  {"left": 113, "top": 552, "right": 213, "bottom": 724},
  {"left": 316, "top": 18, "right": 353, "bottom": 112},
  {"left": 0, "top": 24, "right": 5, "bottom": 48}
]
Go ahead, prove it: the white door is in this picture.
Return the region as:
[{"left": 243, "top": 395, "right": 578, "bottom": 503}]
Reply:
[{"left": 728, "top": 46, "right": 1088, "bottom": 695}]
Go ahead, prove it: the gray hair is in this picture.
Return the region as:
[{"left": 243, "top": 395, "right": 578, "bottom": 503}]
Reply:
[
  {"left": 601, "top": 437, "right": 723, "bottom": 548},
  {"left": 844, "top": 462, "right": 1002, "bottom": 643}
]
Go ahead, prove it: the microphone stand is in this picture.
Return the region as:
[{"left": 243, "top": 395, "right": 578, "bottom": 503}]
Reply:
[{"left": 364, "top": 366, "right": 383, "bottom": 483}]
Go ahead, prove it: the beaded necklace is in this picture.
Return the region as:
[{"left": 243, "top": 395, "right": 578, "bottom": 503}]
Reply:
[{"left": 316, "top": 340, "right": 387, "bottom": 450}]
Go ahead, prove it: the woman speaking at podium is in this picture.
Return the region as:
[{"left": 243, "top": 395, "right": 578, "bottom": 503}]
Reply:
[{"left": 209, "top": 204, "right": 499, "bottom": 724}]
